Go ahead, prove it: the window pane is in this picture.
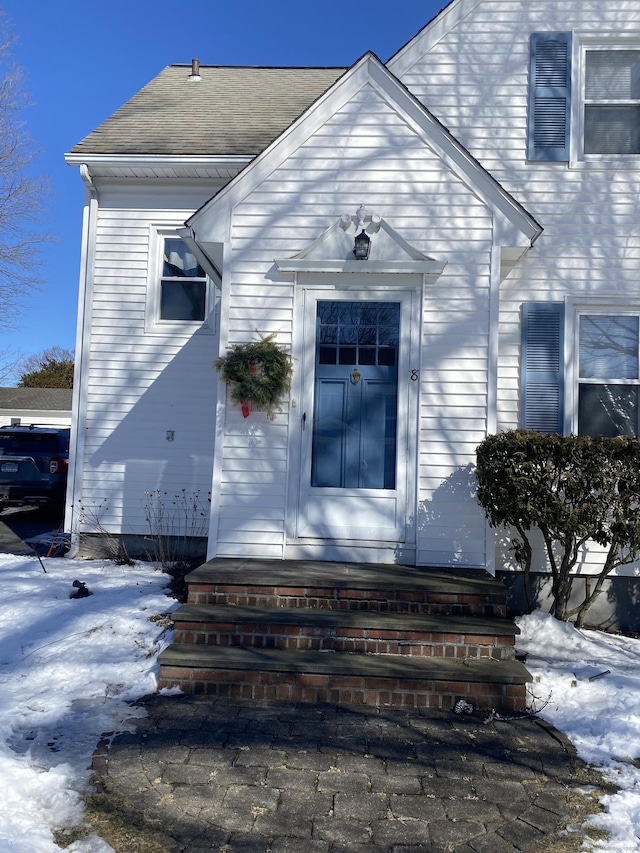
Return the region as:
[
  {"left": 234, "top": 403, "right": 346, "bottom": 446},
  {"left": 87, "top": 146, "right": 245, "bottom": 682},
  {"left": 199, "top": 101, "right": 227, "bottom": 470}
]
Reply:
[
  {"left": 315, "top": 301, "right": 400, "bottom": 368},
  {"left": 160, "top": 281, "right": 206, "bottom": 321},
  {"left": 163, "top": 238, "right": 205, "bottom": 278},
  {"left": 584, "top": 106, "right": 640, "bottom": 154},
  {"left": 579, "top": 384, "right": 638, "bottom": 436},
  {"left": 579, "top": 316, "right": 638, "bottom": 379},
  {"left": 586, "top": 51, "right": 640, "bottom": 100},
  {"left": 318, "top": 346, "right": 337, "bottom": 364}
]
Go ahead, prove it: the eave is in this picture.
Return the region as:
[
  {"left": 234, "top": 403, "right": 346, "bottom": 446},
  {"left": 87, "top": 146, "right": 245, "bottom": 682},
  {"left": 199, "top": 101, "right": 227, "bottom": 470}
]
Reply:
[{"left": 63, "top": 153, "right": 254, "bottom": 181}]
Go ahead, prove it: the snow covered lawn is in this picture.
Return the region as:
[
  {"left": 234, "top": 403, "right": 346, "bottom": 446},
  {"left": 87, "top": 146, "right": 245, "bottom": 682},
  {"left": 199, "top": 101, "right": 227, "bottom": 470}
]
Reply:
[
  {"left": 1, "top": 551, "right": 640, "bottom": 852},
  {"left": 0, "top": 553, "right": 176, "bottom": 853},
  {"left": 517, "top": 611, "right": 640, "bottom": 852}
]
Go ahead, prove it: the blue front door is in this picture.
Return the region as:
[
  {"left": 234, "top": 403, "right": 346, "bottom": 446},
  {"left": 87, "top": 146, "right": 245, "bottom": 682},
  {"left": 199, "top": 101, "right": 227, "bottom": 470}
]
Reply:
[
  {"left": 293, "top": 289, "right": 415, "bottom": 548},
  {"left": 311, "top": 301, "right": 399, "bottom": 490}
]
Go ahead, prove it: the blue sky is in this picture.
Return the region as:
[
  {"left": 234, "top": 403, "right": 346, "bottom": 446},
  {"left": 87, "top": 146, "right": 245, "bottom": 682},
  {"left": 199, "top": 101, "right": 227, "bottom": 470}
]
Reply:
[{"left": 1, "top": 0, "right": 442, "bottom": 366}]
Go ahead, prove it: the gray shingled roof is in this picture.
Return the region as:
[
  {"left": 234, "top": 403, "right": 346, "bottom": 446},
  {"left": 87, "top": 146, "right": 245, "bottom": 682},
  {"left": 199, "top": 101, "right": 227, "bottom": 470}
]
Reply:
[
  {"left": 0, "top": 388, "right": 73, "bottom": 411},
  {"left": 70, "top": 65, "right": 347, "bottom": 156}
]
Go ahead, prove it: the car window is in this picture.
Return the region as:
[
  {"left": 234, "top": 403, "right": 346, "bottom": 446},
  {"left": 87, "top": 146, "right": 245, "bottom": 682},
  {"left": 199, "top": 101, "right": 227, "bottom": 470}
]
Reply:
[{"left": 0, "top": 434, "right": 62, "bottom": 454}]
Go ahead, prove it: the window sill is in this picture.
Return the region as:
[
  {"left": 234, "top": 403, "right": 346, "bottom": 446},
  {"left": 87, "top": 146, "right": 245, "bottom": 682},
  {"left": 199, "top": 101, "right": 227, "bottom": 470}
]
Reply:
[
  {"left": 569, "top": 154, "right": 640, "bottom": 171},
  {"left": 144, "top": 321, "right": 214, "bottom": 337}
]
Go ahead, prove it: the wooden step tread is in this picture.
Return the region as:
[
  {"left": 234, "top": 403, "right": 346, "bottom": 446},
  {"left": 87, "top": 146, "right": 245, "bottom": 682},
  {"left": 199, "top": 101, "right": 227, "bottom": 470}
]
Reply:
[
  {"left": 172, "top": 603, "right": 520, "bottom": 637},
  {"left": 186, "top": 559, "right": 506, "bottom": 597},
  {"left": 158, "top": 644, "right": 531, "bottom": 685}
]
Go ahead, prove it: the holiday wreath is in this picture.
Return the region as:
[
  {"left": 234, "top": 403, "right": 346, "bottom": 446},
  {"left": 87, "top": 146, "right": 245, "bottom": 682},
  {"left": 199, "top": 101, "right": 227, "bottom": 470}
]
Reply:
[{"left": 214, "top": 333, "right": 293, "bottom": 419}]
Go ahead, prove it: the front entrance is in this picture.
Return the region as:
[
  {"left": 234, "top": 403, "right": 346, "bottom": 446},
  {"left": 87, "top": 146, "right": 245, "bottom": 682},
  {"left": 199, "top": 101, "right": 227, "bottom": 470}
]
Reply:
[{"left": 290, "top": 288, "right": 417, "bottom": 547}]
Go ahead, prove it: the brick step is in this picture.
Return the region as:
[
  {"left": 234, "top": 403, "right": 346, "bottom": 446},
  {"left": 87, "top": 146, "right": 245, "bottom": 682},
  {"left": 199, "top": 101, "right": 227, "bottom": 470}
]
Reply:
[
  {"left": 157, "top": 645, "right": 530, "bottom": 712},
  {"left": 171, "top": 603, "right": 518, "bottom": 659},
  {"left": 186, "top": 560, "right": 507, "bottom": 617}
]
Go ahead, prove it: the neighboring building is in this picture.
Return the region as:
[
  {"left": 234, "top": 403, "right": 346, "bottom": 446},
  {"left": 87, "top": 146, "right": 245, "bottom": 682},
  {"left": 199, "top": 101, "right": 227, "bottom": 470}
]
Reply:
[
  {"left": 0, "top": 388, "right": 73, "bottom": 428},
  {"left": 65, "top": 1, "right": 640, "bottom": 580}
]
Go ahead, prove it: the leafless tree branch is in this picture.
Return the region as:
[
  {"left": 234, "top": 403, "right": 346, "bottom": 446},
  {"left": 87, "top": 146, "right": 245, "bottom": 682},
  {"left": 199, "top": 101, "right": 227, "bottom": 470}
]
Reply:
[{"left": 0, "top": 10, "right": 51, "bottom": 328}]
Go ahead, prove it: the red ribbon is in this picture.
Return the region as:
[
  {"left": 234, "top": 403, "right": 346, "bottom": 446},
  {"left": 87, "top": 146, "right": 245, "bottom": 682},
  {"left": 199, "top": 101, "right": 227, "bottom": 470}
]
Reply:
[{"left": 241, "top": 362, "right": 257, "bottom": 417}]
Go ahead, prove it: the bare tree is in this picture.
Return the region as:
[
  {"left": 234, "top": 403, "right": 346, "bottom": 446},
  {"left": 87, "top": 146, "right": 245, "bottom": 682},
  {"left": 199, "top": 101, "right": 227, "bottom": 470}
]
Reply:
[
  {"left": 0, "top": 345, "right": 23, "bottom": 384},
  {"left": 0, "top": 10, "right": 49, "bottom": 327}
]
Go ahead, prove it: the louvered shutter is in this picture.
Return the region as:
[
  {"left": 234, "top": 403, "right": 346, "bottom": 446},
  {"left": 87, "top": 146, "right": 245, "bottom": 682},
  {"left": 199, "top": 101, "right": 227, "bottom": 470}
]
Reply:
[
  {"left": 521, "top": 303, "right": 565, "bottom": 433},
  {"left": 528, "top": 33, "right": 572, "bottom": 161}
]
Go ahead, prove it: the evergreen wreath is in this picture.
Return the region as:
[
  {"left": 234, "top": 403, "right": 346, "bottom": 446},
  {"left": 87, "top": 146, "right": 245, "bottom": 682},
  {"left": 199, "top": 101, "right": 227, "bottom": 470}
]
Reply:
[{"left": 214, "top": 333, "right": 293, "bottom": 419}]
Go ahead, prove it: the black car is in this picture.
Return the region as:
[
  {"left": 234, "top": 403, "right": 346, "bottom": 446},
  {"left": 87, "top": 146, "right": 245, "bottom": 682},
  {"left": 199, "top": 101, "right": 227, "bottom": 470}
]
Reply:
[{"left": 0, "top": 425, "right": 70, "bottom": 513}]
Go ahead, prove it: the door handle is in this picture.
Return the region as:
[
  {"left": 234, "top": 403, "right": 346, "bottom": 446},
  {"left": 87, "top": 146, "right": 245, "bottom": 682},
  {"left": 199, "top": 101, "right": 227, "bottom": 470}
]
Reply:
[{"left": 302, "top": 412, "right": 306, "bottom": 430}]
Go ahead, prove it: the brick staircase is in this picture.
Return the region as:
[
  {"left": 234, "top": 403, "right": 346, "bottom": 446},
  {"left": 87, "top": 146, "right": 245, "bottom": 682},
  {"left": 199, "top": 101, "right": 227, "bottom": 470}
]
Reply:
[{"left": 158, "top": 559, "right": 530, "bottom": 712}]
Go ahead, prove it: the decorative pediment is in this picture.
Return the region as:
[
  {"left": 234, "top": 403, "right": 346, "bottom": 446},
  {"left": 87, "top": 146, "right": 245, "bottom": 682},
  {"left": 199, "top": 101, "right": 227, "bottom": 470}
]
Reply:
[{"left": 275, "top": 205, "right": 446, "bottom": 276}]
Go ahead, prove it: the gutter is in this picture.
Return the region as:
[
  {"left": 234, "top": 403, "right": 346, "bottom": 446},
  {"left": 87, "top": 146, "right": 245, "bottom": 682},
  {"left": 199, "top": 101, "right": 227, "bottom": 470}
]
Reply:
[{"left": 64, "top": 164, "right": 98, "bottom": 544}]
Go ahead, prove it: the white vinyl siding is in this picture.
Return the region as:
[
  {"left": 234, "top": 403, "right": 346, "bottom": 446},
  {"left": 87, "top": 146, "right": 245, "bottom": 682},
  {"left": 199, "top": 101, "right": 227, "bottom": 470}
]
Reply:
[
  {"left": 392, "top": 1, "right": 640, "bottom": 434},
  {"left": 74, "top": 187, "right": 221, "bottom": 536},
  {"left": 213, "top": 85, "right": 494, "bottom": 566},
  {"left": 392, "top": 0, "right": 640, "bottom": 574}
]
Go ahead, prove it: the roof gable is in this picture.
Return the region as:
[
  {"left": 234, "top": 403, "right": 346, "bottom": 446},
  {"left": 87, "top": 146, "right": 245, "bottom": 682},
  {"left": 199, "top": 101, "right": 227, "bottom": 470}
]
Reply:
[
  {"left": 387, "top": 0, "right": 482, "bottom": 77},
  {"left": 186, "top": 51, "right": 540, "bottom": 252}
]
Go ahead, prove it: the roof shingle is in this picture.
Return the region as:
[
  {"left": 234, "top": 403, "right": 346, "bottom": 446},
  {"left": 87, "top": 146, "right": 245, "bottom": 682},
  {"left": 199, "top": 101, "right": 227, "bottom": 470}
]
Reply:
[
  {"left": 0, "top": 388, "right": 73, "bottom": 412},
  {"left": 69, "top": 65, "right": 346, "bottom": 157}
]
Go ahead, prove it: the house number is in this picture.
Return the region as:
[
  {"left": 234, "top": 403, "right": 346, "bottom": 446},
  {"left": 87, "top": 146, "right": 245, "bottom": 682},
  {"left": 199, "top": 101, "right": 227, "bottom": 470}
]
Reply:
[{"left": 410, "top": 369, "right": 419, "bottom": 381}]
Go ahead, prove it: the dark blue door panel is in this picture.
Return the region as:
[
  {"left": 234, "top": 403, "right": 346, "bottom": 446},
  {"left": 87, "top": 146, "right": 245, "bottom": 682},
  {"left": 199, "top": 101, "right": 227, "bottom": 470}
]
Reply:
[{"left": 311, "top": 301, "right": 399, "bottom": 490}]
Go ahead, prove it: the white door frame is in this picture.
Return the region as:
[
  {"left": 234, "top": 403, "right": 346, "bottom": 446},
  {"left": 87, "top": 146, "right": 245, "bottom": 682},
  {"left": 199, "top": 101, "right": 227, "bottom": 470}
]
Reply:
[{"left": 285, "top": 276, "right": 421, "bottom": 561}]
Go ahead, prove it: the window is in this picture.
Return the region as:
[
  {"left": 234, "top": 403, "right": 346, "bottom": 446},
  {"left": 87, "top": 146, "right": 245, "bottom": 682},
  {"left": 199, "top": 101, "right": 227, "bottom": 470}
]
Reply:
[
  {"left": 520, "top": 304, "right": 640, "bottom": 438},
  {"left": 583, "top": 49, "right": 640, "bottom": 155},
  {"left": 159, "top": 237, "right": 207, "bottom": 322},
  {"left": 528, "top": 34, "right": 640, "bottom": 163},
  {"left": 578, "top": 315, "right": 640, "bottom": 436}
]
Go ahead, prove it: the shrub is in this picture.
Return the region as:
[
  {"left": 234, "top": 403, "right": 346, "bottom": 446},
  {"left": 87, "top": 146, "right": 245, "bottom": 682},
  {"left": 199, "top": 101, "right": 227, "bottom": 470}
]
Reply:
[
  {"left": 475, "top": 430, "right": 640, "bottom": 625},
  {"left": 142, "top": 488, "right": 211, "bottom": 582}
]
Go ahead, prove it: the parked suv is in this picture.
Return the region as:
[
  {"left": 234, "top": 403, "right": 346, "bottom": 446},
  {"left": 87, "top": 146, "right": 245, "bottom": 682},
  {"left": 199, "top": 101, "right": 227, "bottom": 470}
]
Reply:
[{"left": 0, "top": 425, "right": 70, "bottom": 513}]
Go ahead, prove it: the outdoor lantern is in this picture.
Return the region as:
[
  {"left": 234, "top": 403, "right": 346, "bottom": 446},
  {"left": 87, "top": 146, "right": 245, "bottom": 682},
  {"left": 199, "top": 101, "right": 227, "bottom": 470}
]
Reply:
[{"left": 353, "top": 229, "right": 371, "bottom": 260}]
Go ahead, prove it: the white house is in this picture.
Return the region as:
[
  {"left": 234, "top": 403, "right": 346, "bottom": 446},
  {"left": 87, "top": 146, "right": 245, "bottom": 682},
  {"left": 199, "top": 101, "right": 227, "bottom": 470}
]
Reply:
[{"left": 65, "top": 0, "right": 640, "bottom": 579}]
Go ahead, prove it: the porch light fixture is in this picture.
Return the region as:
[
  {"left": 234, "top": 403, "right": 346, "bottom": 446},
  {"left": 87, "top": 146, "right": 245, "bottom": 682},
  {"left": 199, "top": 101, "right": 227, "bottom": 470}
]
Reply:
[{"left": 353, "top": 229, "right": 371, "bottom": 260}]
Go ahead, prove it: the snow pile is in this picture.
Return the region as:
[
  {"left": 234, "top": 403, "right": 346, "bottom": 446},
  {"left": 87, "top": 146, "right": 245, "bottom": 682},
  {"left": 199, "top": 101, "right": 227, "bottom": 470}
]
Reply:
[
  {"left": 0, "top": 554, "right": 175, "bottom": 852},
  {"left": 517, "top": 610, "right": 640, "bottom": 852}
]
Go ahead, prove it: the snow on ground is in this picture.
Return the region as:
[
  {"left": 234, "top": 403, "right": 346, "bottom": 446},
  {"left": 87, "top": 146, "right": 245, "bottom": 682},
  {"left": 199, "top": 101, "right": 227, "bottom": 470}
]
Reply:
[
  {"left": 517, "top": 610, "right": 640, "bottom": 852},
  {"left": 0, "top": 553, "right": 176, "bottom": 853},
  {"left": 1, "top": 552, "right": 640, "bottom": 853}
]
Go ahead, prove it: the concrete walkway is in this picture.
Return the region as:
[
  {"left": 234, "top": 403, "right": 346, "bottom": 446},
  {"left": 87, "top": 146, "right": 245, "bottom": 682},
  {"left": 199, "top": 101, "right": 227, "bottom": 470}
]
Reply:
[{"left": 91, "top": 694, "right": 597, "bottom": 853}]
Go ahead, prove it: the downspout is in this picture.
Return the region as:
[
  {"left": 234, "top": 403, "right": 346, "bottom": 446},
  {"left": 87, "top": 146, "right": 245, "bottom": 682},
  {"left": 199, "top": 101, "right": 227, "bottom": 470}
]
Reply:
[
  {"left": 65, "top": 164, "right": 98, "bottom": 548},
  {"left": 487, "top": 246, "right": 501, "bottom": 437},
  {"left": 484, "top": 245, "right": 502, "bottom": 575},
  {"left": 205, "top": 236, "right": 231, "bottom": 561}
]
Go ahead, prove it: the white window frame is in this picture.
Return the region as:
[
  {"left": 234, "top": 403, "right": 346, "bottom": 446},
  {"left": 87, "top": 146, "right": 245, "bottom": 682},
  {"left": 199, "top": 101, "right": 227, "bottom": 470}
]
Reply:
[
  {"left": 571, "top": 35, "right": 640, "bottom": 169},
  {"left": 567, "top": 299, "right": 640, "bottom": 435},
  {"left": 145, "top": 226, "right": 216, "bottom": 335}
]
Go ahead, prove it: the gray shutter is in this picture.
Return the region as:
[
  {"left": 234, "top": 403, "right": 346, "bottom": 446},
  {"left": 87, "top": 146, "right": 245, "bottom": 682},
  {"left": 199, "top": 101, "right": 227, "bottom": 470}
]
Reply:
[
  {"left": 528, "top": 33, "right": 572, "bottom": 161},
  {"left": 521, "top": 303, "right": 565, "bottom": 433}
]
